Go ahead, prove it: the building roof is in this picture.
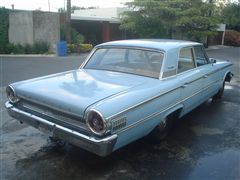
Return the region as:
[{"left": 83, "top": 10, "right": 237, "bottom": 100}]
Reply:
[
  {"left": 97, "top": 39, "right": 201, "bottom": 52},
  {"left": 71, "top": 7, "right": 126, "bottom": 23}
]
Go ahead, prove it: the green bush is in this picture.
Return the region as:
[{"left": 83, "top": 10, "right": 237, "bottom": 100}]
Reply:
[
  {"left": 13, "top": 44, "right": 25, "bottom": 54},
  {"left": 67, "top": 43, "right": 93, "bottom": 53},
  {"left": 224, "top": 30, "right": 240, "bottom": 47},
  {"left": 0, "top": 7, "right": 9, "bottom": 53},
  {"left": 0, "top": 42, "right": 50, "bottom": 54},
  {"left": 71, "top": 28, "right": 85, "bottom": 44},
  {"left": 32, "top": 41, "right": 50, "bottom": 54},
  {"left": 79, "top": 44, "right": 93, "bottom": 52},
  {"left": 67, "top": 43, "right": 75, "bottom": 53}
]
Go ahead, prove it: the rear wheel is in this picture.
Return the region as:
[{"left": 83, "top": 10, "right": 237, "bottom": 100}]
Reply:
[
  {"left": 150, "top": 113, "right": 176, "bottom": 142},
  {"left": 213, "top": 81, "right": 225, "bottom": 100}
]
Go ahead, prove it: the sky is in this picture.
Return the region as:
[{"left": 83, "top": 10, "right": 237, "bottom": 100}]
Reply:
[{"left": 0, "top": 0, "right": 133, "bottom": 12}]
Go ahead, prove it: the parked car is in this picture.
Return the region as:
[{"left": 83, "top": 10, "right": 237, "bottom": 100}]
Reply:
[{"left": 5, "top": 39, "right": 233, "bottom": 156}]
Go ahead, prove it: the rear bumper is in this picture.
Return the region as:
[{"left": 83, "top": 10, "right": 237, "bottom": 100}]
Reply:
[{"left": 5, "top": 101, "right": 117, "bottom": 157}]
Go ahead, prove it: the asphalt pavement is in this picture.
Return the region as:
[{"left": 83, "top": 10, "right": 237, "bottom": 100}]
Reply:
[{"left": 0, "top": 47, "right": 239, "bottom": 180}]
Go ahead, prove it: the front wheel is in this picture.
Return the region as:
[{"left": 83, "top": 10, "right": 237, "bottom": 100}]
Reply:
[{"left": 213, "top": 81, "right": 225, "bottom": 100}]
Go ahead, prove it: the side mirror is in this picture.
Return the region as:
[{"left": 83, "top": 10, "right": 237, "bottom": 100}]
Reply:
[{"left": 209, "top": 58, "right": 217, "bottom": 64}]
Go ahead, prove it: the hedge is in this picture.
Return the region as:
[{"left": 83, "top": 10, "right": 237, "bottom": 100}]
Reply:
[{"left": 67, "top": 43, "right": 93, "bottom": 53}]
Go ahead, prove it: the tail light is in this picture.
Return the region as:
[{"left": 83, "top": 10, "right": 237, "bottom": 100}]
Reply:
[
  {"left": 86, "top": 110, "right": 106, "bottom": 136},
  {"left": 6, "top": 85, "right": 19, "bottom": 103}
]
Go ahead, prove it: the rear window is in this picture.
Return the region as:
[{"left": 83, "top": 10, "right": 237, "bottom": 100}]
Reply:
[{"left": 84, "top": 48, "right": 164, "bottom": 79}]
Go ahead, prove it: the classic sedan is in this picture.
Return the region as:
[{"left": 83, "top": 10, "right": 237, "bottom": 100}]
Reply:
[{"left": 5, "top": 39, "right": 233, "bottom": 156}]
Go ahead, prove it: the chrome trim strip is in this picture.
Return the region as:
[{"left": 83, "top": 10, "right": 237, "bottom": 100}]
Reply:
[
  {"left": 18, "top": 96, "right": 85, "bottom": 120},
  {"left": 116, "top": 79, "right": 221, "bottom": 134},
  {"left": 107, "top": 64, "right": 232, "bottom": 120},
  {"left": 117, "top": 100, "right": 183, "bottom": 134},
  {"left": 185, "top": 76, "right": 203, "bottom": 84},
  {"left": 107, "top": 85, "right": 182, "bottom": 120},
  {"left": 21, "top": 101, "right": 89, "bottom": 132},
  {"left": 95, "top": 45, "right": 166, "bottom": 53},
  {"left": 5, "top": 102, "right": 117, "bottom": 157},
  {"left": 81, "top": 46, "right": 165, "bottom": 70},
  {"left": 207, "top": 64, "right": 232, "bottom": 76}
]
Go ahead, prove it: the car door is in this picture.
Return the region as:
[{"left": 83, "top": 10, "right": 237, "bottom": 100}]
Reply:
[
  {"left": 177, "top": 47, "right": 204, "bottom": 115},
  {"left": 193, "top": 46, "right": 220, "bottom": 100}
]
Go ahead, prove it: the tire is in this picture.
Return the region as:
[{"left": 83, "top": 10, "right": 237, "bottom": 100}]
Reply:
[
  {"left": 213, "top": 81, "right": 225, "bottom": 100},
  {"left": 149, "top": 113, "right": 175, "bottom": 142}
]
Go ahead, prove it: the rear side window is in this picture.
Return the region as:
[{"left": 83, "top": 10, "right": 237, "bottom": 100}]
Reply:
[
  {"left": 194, "top": 46, "right": 209, "bottom": 66},
  {"left": 178, "top": 48, "right": 196, "bottom": 73}
]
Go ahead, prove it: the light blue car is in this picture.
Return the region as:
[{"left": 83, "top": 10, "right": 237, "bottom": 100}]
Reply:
[{"left": 5, "top": 39, "right": 233, "bottom": 156}]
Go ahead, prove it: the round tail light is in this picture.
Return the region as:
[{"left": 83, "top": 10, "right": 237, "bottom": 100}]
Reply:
[
  {"left": 87, "top": 110, "right": 106, "bottom": 136},
  {"left": 6, "top": 85, "right": 19, "bottom": 103}
]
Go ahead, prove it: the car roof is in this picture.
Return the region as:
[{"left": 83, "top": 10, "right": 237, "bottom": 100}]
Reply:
[{"left": 96, "top": 39, "right": 202, "bottom": 52}]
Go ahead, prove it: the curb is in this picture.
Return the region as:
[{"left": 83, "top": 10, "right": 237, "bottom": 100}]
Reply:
[
  {"left": 0, "top": 54, "right": 56, "bottom": 58},
  {"left": 0, "top": 53, "right": 89, "bottom": 58},
  {"left": 206, "top": 45, "right": 233, "bottom": 50}
]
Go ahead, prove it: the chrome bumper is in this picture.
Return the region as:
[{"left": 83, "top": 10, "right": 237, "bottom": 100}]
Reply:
[{"left": 5, "top": 101, "right": 117, "bottom": 157}]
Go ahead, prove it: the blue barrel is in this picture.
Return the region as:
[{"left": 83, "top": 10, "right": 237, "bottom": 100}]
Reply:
[{"left": 57, "top": 41, "right": 67, "bottom": 56}]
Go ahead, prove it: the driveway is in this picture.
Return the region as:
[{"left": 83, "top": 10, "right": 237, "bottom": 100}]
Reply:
[{"left": 0, "top": 47, "right": 239, "bottom": 179}]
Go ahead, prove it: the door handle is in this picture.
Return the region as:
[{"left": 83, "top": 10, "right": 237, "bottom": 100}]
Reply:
[
  {"left": 203, "top": 75, "right": 208, "bottom": 78},
  {"left": 181, "top": 84, "right": 188, "bottom": 88}
]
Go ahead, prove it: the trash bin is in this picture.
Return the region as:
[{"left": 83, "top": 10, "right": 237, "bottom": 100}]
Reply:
[{"left": 57, "top": 41, "right": 67, "bottom": 56}]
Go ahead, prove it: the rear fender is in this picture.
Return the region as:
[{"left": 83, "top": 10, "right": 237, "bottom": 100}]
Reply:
[{"left": 163, "top": 104, "right": 183, "bottom": 120}]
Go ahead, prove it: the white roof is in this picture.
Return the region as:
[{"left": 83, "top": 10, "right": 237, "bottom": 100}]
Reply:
[{"left": 71, "top": 7, "right": 127, "bottom": 23}]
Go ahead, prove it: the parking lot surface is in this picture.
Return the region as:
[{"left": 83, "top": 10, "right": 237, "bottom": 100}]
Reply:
[{"left": 0, "top": 47, "right": 239, "bottom": 179}]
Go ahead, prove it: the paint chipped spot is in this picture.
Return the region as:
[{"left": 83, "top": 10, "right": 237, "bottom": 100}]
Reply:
[{"left": 191, "top": 126, "right": 224, "bottom": 136}]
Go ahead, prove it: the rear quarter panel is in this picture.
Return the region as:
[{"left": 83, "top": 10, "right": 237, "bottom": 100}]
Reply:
[{"left": 88, "top": 78, "right": 183, "bottom": 150}]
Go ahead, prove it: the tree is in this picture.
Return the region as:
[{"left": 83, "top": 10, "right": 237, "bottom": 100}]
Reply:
[
  {"left": 0, "top": 7, "right": 9, "bottom": 53},
  {"left": 120, "top": 0, "right": 219, "bottom": 42},
  {"left": 222, "top": 2, "right": 240, "bottom": 31}
]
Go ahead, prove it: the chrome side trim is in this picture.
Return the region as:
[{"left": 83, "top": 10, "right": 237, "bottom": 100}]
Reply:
[
  {"left": 116, "top": 79, "right": 221, "bottom": 134},
  {"left": 107, "top": 85, "right": 182, "bottom": 120},
  {"left": 107, "top": 64, "right": 232, "bottom": 120},
  {"left": 117, "top": 100, "right": 183, "bottom": 134},
  {"left": 5, "top": 102, "right": 117, "bottom": 157}
]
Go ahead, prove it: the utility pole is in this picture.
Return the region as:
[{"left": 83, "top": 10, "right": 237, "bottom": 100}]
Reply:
[
  {"left": 66, "top": 0, "right": 71, "bottom": 43},
  {"left": 48, "top": 0, "right": 50, "bottom": 12}
]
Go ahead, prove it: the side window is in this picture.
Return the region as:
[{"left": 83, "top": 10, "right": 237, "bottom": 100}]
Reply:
[
  {"left": 194, "top": 46, "right": 209, "bottom": 66},
  {"left": 178, "top": 48, "right": 196, "bottom": 73}
]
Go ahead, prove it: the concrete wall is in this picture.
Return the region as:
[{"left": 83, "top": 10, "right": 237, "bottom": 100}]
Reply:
[
  {"left": 33, "top": 11, "right": 60, "bottom": 51},
  {"left": 9, "top": 11, "right": 34, "bottom": 45},
  {"left": 9, "top": 11, "right": 60, "bottom": 52}
]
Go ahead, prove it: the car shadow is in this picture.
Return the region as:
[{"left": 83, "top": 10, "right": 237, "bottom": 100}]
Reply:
[{"left": 13, "top": 99, "right": 240, "bottom": 180}]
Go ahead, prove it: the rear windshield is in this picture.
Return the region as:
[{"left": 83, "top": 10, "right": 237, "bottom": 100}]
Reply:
[{"left": 84, "top": 48, "right": 164, "bottom": 79}]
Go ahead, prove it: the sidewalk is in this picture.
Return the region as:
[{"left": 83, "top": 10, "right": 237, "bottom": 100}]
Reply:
[
  {"left": 206, "top": 45, "right": 233, "bottom": 50},
  {"left": 0, "top": 52, "right": 89, "bottom": 58},
  {"left": 0, "top": 54, "right": 56, "bottom": 58}
]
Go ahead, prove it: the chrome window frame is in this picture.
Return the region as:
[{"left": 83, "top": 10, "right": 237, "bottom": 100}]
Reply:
[
  {"left": 176, "top": 46, "right": 197, "bottom": 75},
  {"left": 193, "top": 45, "right": 210, "bottom": 66},
  {"left": 80, "top": 46, "right": 166, "bottom": 80}
]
